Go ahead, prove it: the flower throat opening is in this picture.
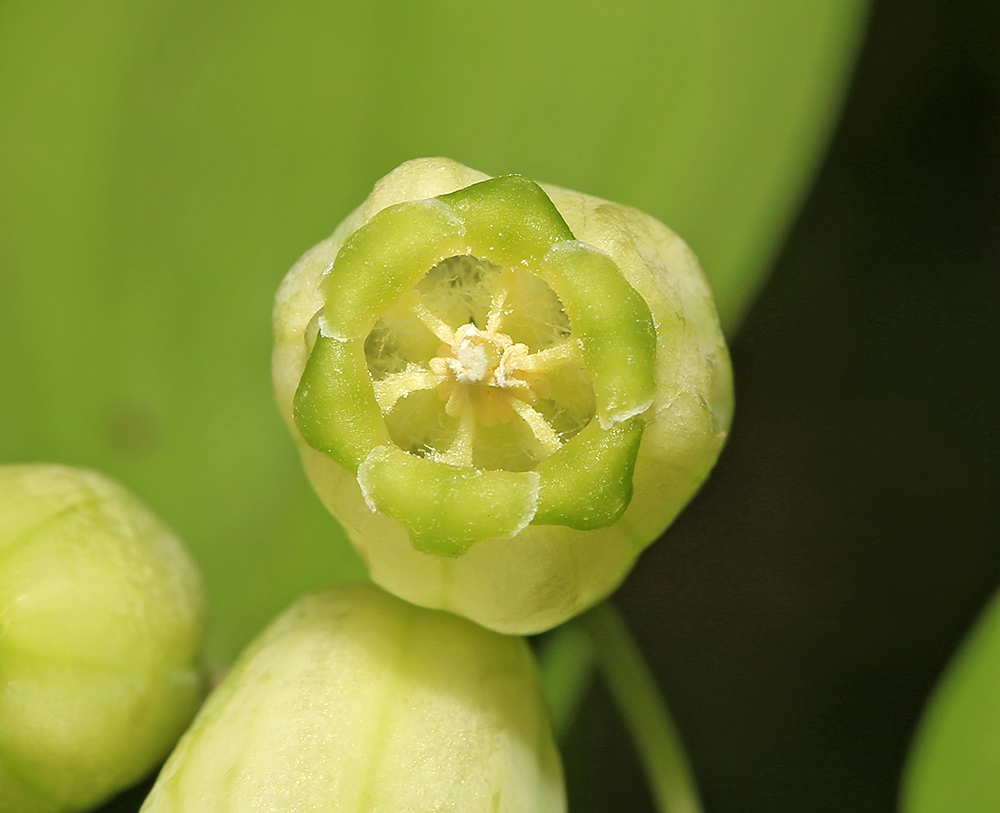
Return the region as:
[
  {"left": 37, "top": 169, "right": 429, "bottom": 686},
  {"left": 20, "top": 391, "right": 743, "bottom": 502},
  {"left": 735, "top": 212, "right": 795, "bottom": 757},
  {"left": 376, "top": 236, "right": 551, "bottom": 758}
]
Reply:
[{"left": 364, "top": 255, "right": 597, "bottom": 472}]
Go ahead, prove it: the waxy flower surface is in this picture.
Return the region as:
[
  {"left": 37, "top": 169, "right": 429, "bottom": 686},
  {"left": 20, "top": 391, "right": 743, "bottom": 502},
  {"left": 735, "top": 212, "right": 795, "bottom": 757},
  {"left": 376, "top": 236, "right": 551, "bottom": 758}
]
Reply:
[
  {"left": 0, "top": 465, "right": 205, "bottom": 813},
  {"left": 273, "top": 158, "right": 733, "bottom": 634},
  {"left": 140, "top": 584, "right": 565, "bottom": 813}
]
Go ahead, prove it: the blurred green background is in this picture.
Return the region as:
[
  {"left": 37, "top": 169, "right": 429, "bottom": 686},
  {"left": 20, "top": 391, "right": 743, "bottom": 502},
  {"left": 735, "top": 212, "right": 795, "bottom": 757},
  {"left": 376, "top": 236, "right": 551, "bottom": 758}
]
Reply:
[
  {"left": 0, "top": 0, "right": 864, "bottom": 666},
  {"left": 2, "top": 0, "right": 998, "bottom": 811}
]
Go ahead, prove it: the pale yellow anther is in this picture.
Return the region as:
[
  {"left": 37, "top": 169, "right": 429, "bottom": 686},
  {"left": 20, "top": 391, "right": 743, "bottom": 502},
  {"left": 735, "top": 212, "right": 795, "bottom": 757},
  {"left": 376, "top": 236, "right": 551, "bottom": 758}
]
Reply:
[
  {"left": 381, "top": 313, "right": 567, "bottom": 463},
  {"left": 363, "top": 259, "right": 583, "bottom": 468}
]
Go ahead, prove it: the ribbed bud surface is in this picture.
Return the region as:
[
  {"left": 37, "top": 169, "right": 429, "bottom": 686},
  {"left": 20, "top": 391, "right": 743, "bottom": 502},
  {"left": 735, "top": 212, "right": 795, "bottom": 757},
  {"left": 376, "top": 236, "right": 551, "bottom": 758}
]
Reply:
[
  {"left": 141, "top": 584, "right": 565, "bottom": 813},
  {"left": 0, "top": 465, "right": 205, "bottom": 813}
]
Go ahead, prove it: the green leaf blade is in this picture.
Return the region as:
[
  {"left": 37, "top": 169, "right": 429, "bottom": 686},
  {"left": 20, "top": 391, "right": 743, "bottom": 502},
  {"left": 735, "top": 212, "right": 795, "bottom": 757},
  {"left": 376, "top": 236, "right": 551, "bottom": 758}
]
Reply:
[
  {"left": 903, "top": 589, "right": 1000, "bottom": 813},
  {"left": 0, "top": 0, "right": 868, "bottom": 664}
]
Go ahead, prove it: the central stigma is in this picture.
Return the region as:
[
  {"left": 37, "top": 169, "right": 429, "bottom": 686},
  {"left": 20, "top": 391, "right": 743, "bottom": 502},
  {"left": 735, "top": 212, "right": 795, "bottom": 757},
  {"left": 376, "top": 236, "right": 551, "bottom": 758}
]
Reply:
[
  {"left": 366, "top": 259, "right": 594, "bottom": 471},
  {"left": 450, "top": 325, "right": 500, "bottom": 384},
  {"left": 429, "top": 323, "right": 542, "bottom": 427}
]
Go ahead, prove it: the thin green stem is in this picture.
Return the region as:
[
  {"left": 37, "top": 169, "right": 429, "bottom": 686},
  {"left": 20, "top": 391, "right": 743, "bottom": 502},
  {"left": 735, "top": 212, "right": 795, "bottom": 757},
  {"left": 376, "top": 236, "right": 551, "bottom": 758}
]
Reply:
[
  {"left": 536, "top": 621, "right": 596, "bottom": 742},
  {"left": 579, "top": 601, "right": 703, "bottom": 813}
]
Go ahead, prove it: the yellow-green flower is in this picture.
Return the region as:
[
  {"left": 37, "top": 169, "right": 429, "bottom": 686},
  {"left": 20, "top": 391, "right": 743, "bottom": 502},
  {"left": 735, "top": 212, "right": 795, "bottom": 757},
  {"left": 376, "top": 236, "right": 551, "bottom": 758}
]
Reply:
[
  {"left": 140, "top": 584, "right": 566, "bottom": 813},
  {"left": 0, "top": 464, "right": 206, "bottom": 813},
  {"left": 273, "top": 158, "right": 733, "bottom": 634}
]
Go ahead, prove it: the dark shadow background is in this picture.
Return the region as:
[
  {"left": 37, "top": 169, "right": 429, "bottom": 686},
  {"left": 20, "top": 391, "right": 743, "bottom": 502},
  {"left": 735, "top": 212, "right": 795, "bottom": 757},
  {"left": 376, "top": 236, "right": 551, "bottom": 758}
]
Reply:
[
  {"left": 565, "top": 0, "right": 1000, "bottom": 811},
  {"left": 96, "top": 0, "right": 998, "bottom": 810}
]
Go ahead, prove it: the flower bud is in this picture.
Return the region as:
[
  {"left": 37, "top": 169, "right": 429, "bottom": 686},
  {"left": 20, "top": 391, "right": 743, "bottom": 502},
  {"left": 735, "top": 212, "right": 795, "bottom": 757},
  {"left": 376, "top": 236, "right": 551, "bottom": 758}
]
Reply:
[
  {"left": 139, "top": 584, "right": 566, "bottom": 813},
  {"left": 273, "top": 158, "right": 733, "bottom": 634},
  {"left": 0, "top": 464, "right": 206, "bottom": 813}
]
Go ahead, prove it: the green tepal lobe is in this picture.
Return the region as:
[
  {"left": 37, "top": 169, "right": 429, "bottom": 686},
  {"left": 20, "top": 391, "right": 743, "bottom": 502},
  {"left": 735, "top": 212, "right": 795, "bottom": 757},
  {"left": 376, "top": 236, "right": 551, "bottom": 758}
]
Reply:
[
  {"left": 357, "top": 446, "right": 540, "bottom": 557},
  {"left": 320, "top": 199, "right": 466, "bottom": 339},
  {"left": 293, "top": 336, "right": 388, "bottom": 471},
  {"left": 535, "top": 418, "right": 644, "bottom": 529},
  {"left": 296, "top": 172, "right": 658, "bottom": 554},
  {"left": 440, "top": 175, "right": 575, "bottom": 266},
  {"left": 273, "top": 158, "right": 733, "bottom": 632},
  {"left": 535, "top": 242, "right": 657, "bottom": 426}
]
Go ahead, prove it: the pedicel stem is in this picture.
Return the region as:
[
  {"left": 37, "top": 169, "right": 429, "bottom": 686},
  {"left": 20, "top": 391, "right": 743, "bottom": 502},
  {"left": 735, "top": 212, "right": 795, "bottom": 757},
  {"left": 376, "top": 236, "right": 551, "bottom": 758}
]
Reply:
[{"left": 557, "top": 602, "right": 703, "bottom": 813}]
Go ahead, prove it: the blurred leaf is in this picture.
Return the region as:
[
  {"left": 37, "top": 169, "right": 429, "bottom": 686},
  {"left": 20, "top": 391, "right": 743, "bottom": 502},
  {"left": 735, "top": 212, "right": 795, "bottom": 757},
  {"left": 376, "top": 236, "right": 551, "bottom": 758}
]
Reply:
[
  {"left": 0, "top": 0, "right": 866, "bottom": 665},
  {"left": 902, "top": 588, "right": 1000, "bottom": 813}
]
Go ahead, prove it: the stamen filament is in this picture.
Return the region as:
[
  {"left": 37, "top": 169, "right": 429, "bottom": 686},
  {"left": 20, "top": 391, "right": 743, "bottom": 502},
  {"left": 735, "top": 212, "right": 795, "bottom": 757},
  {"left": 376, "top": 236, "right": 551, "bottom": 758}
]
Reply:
[
  {"left": 508, "top": 397, "right": 562, "bottom": 454},
  {"left": 408, "top": 296, "right": 455, "bottom": 344},
  {"left": 519, "top": 338, "right": 583, "bottom": 374},
  {"left": 372, "top": 364, "right": 440, "bottom": 413},
  {"left": 486, "top": 269, "right": 517, "bottom": 333},
  {"left": 436, "top": 404, "right": 476, "bottom": 467}
]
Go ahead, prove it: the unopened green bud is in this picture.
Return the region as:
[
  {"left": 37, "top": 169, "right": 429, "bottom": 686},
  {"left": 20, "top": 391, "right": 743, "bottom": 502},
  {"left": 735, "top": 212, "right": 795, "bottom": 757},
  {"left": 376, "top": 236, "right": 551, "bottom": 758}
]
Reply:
[
  {"left": 0, "top": 464, "right": 206, "bottom": 813},
  {"left": 140, "top": 584, "right": 566, "bottom": 813},
  {"left": 273, "top": 158, "right": 733, "bottom": 634}
]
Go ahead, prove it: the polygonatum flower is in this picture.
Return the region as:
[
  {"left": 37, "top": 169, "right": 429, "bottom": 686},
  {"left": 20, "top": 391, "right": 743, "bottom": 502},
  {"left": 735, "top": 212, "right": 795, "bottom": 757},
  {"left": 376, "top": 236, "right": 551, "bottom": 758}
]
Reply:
[
  {"left": 0, "top": 464, "right": 206, "bottom": 813},
  {"left": 139, "top": 583, "right": 566, "bottom": 813},
  {"left": 273, "top": 158, "right": 733, "bottom": 634}
]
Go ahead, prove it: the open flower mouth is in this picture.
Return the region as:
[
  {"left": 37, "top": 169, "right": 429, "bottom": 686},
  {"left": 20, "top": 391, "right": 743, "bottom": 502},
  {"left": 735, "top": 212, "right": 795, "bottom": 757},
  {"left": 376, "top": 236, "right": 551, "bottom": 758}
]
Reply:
[
  {"left": 292, "top": 175, "right": 657, "bottom": 556},
  {"left": 365, "top": 255, "right": 595, "bottom": 473}
]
